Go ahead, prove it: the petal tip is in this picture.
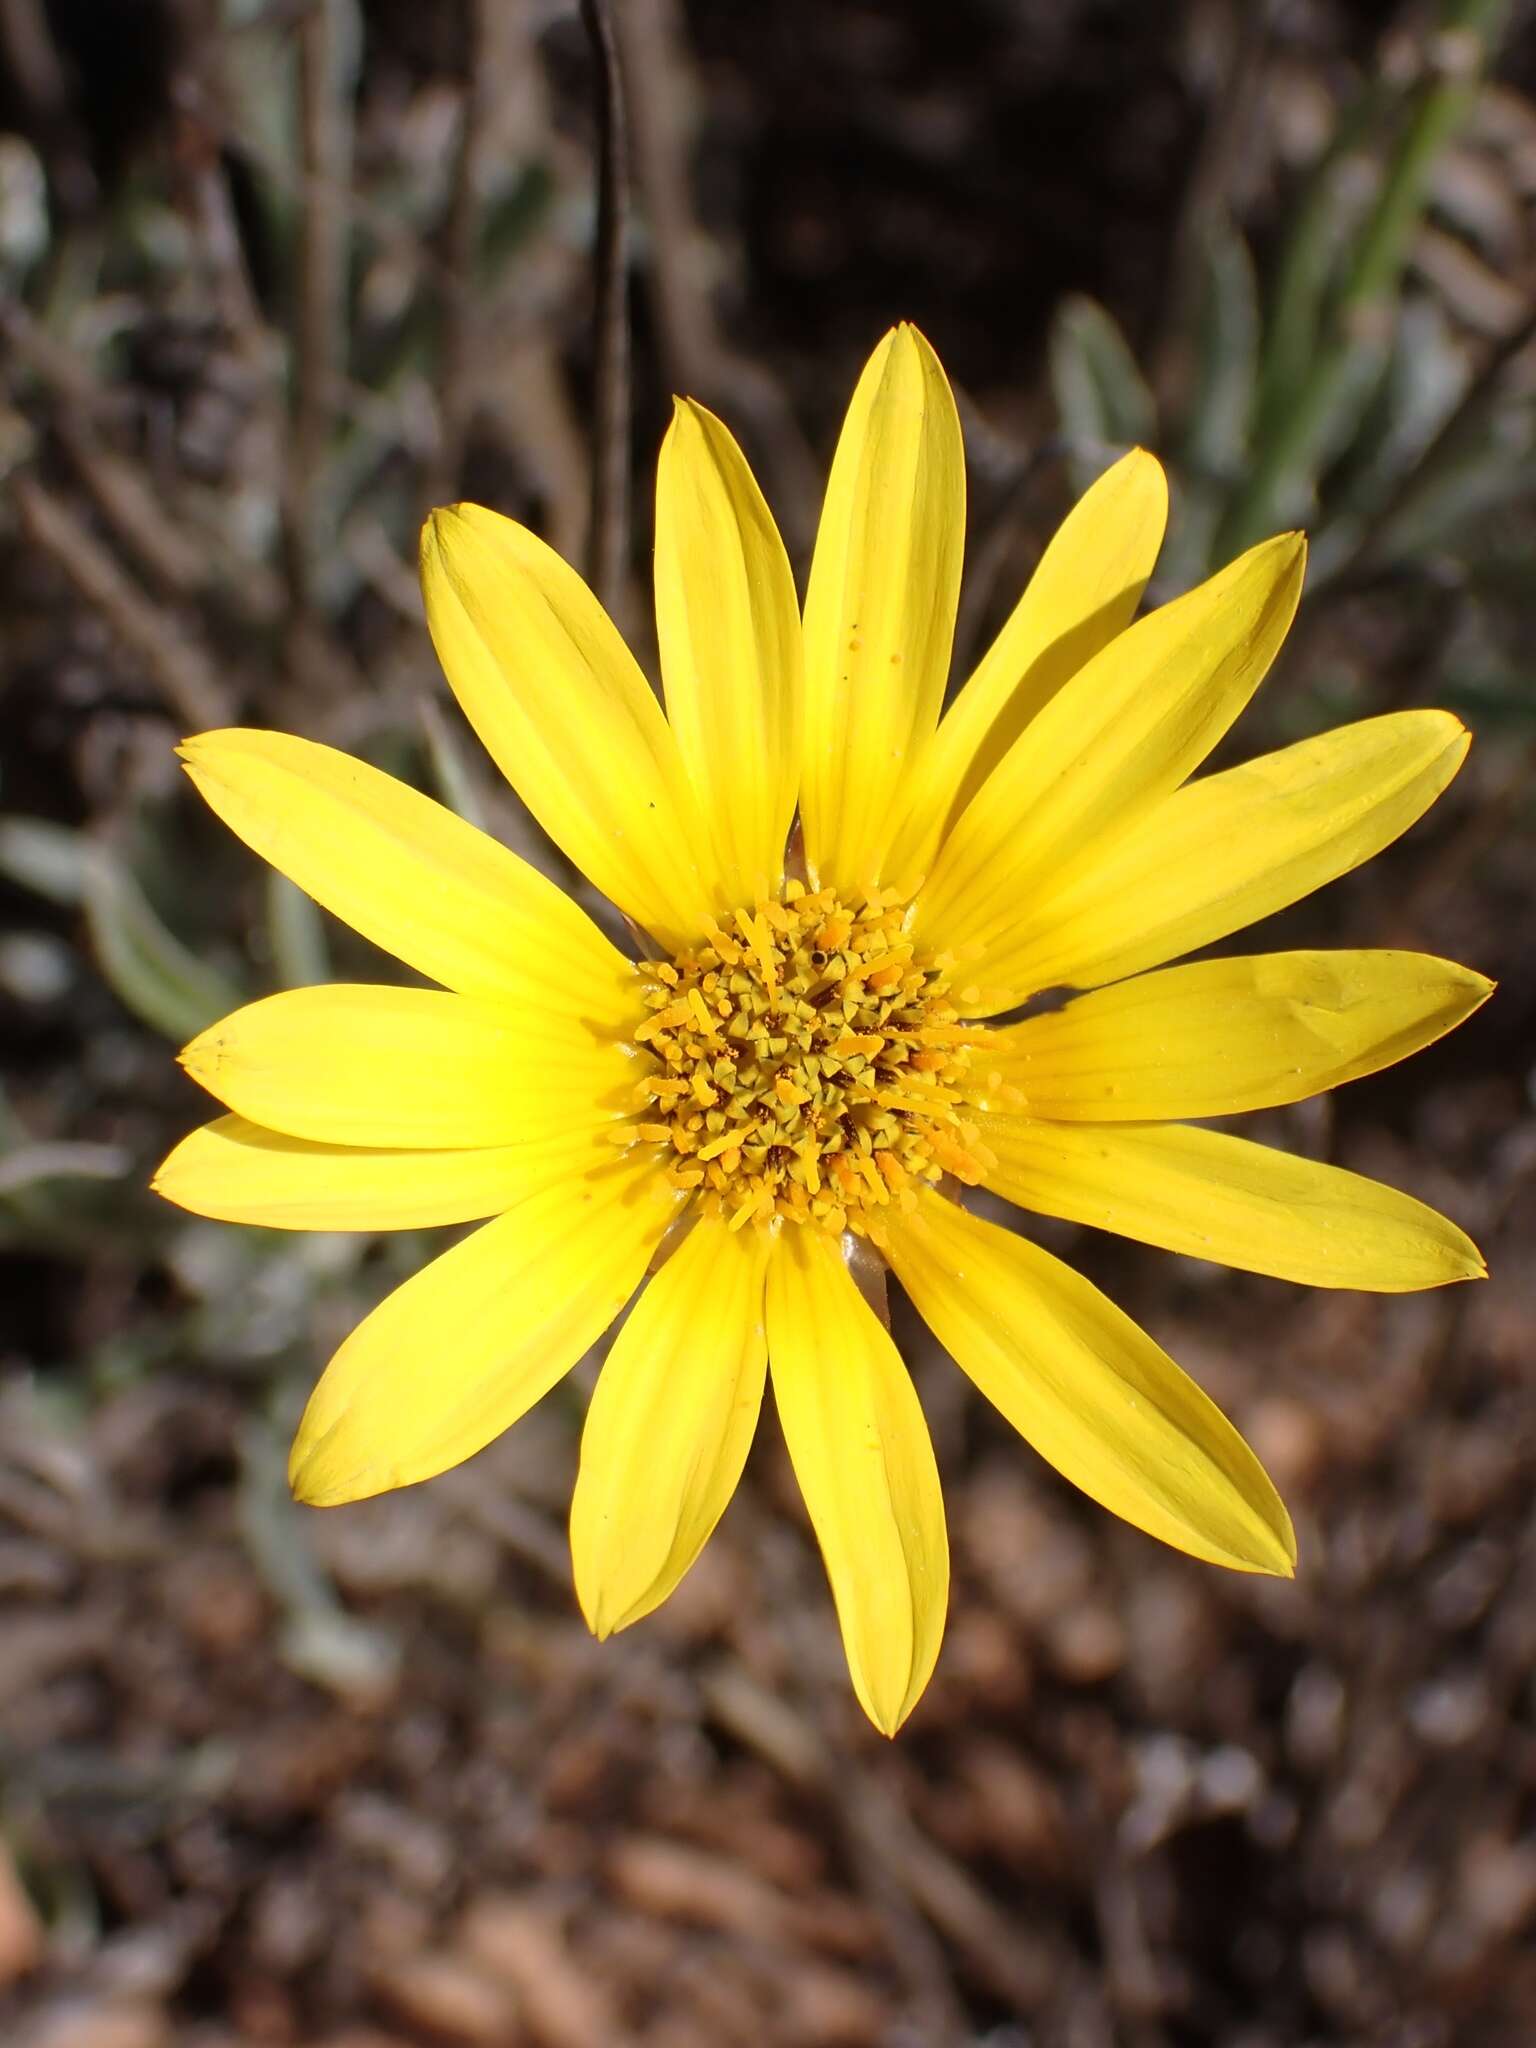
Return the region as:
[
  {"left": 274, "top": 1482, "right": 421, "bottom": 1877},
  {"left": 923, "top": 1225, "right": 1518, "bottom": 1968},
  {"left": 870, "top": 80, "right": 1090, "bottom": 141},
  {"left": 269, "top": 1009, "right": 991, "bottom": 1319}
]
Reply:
[
  {"left": 853, "top": 1660, "right": 933, "bottom": 1738},
  {"left": 176, "top": 731, "right": 232, "bottom": 781},
  {"left": 892, "top": 320, "right": 943, "bottom": 376},
  {"left": 175, "top": 1027, "right": 229, "bottom": 1093},
  {"left": 866, "top": 325, "right": 902, "bottom": 371},
  {"left": 1122, "top": 444, "right": 1169, "bottom": 497},
  {"left": 287, "top": 1449, "right": 324, "bottom": 1504},
  {"left": 575, "top": 1585, "right": 612, "bottom": 1642},
  {"left": 860, "top": 1697, "right": 903, "bottom": 1739},
  {"left": 572, "top": 1548, "right": 634, "bottom": 1642},
  {"left": 288, "top": 1408, "right": 342, "bottom": 1504},
  {"left": 1440, "top": 1227, "right": 1489, "bottom": 1284},
  {"left": 1240, "top": 1528, "right": 1297, "bottom": 1580},
  {"left": 420, "top": 504, "right": 473, "bottom": 558},
  {"left": 288, "top": 1437, "right": 360, "bottom": 1508},
  {"left": 1243, "top": 528, "right": 1307, "bottom": 579},
  {"left": 880, "top": 1682, "right": 931, "bottom": 1737},
  {"left": 662, "top": 394, "right": 719, "bottom": 461},
  {"left": 1236, "top": 1513, "right": 1297, "bottom": 1580},
  {"left": 1415, "top": 706, "right": 1469, "bottom": 751}
]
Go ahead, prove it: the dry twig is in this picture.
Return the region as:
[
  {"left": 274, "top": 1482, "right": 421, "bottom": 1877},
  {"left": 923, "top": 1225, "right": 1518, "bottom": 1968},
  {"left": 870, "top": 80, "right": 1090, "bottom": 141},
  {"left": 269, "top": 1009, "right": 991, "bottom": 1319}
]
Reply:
[
  {"left": 14, "top": 476, "right": 233, "bottom": 730},
  {"left": 580, "top": 0, "right": 632, "bottom": 619},
  {"left": 614, "top": 0, "right": 820, "bottom": 556},
  {"left": 429, "top": 0, "right": 494, "bottom": 506},
  {"left": 283, "top": 0, "right": 353, "bottom": 655}
]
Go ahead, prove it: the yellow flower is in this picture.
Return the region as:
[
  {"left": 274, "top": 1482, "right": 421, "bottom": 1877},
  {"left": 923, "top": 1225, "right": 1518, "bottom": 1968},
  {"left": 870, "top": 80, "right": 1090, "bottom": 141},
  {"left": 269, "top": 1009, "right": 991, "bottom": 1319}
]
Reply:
[{"left": 155, "top": 326, "right": 1490, "bottom": 1734}]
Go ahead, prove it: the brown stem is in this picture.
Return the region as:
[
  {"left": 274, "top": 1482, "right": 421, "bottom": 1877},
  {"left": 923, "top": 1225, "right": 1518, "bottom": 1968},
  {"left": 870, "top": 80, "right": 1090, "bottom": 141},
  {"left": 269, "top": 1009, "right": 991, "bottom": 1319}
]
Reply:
[
  {"left": 580, "top": 0, "right": 631, "bottom": 619},
  {"left": 15, "top": 476, "right": 233, "bottom": 731}
]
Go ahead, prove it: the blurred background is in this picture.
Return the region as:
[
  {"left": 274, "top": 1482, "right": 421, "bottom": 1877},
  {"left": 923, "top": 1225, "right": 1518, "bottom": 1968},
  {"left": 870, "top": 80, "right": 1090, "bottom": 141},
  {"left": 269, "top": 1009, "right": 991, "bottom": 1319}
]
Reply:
[{"left": 2, "top": 1, "right": 1535, "bottom": 2044}]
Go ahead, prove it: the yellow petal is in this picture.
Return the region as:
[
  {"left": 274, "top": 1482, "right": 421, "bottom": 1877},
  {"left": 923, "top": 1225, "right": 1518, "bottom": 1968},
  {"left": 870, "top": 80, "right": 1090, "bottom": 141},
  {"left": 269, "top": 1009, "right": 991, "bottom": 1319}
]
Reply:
[
  {"left": 154, "top": 1114, "right": 608, "bottom": 1231},
  {"left": 885, "top": 1191, "right": 1294, "bottom": 1574},
  {"left": 800, "top": 325, "right": 965, "bottom": 896},
  {"left": 421, "top": 504, "right": 717, "bottom": 950},
  {"left": 655, "top": 400, "right": 801, "bottom": 906},
  {"left": 914, "top": 532, "right": 1306, "bottom": 966},
  {"left": 290, "top": 1149, "right": 683, "bottom": 1505},
  {"left": 766, "top": 1225, "right": 948, "bottom": 1734},
  {"left": 178, "top": 728, "right": 635, "bottom": 1022},
  {"left": 571, "top": 1212, "right": 768, "bottom": 1637},
  {"left": 886, "top": 448, "right": 1167, "bottom": 886},
  {"left": 979, "top": 1115, "right": 1485, "bottom": 1290},
  {"left": 978, "top": 950, "right": 1492, "bottom": 1121},
  {"left": 179, "top": 985, "right": 635, "bottom": 1147},
  {"left": 963, "top": 709, "right": 1469, "bottom": 1007}
]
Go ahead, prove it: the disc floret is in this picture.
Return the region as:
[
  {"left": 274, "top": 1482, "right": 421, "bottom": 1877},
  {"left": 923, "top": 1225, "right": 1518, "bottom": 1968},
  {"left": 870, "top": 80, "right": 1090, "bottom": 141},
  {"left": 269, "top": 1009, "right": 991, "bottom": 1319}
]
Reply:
[{"left": 626, "top": 882, "right": 994, "bottom": 1238}]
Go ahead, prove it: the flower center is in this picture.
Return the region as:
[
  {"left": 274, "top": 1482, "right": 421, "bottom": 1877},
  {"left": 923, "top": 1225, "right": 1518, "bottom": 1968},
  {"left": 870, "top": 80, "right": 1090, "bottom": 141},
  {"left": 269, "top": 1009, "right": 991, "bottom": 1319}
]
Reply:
[{"left": 626, "top": 882, "right": 992, "bottom": 1238}]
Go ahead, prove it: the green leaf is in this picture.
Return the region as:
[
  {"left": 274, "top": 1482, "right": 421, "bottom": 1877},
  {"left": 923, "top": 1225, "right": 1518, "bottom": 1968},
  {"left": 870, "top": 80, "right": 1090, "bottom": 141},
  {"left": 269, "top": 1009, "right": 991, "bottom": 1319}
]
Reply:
[
  {"left": 1049, "top": 295, "right": 1157, "bottom": 490},
  {"left": 85, "top": 845, "right": 244, "bottom": 1042},
  {"left": 265, "top": 871, "right": 331, "bottom": 989},
  {"left": 0, "top": 816, "right": 88, "bottom": 906},
  {"left": 420, "top": 700, "right": 486, "bottom": 828},
  {"left": 1182, "top": 221, "right": 1259, "bottom": 479}
]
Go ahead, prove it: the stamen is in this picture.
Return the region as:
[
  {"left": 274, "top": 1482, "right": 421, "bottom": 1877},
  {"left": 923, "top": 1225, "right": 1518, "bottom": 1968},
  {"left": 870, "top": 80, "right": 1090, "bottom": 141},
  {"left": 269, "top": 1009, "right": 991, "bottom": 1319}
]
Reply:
[{"left": 627, "top": 889, "right": 982, "bottom": 1234}]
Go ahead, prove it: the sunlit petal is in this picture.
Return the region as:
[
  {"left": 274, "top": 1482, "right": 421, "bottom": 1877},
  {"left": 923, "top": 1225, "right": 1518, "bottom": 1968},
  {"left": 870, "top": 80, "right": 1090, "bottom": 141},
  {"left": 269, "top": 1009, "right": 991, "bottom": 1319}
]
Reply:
[
  {"left": 179, "top": 728, "right": 635, "bottom": 1022},
  {"left": 801, "top": 325, "right": 965, "bottom": 896},
  {"left": 766, "top": 1225, "right": 948, "bottom": 1734},
  {"left": 958, "top": 710, "right": 1469, "bottom": 1008},
  {"left": 887, "top": 448, "right": 1167, "bottom": 884},
  {"left": 980, "top": 1115, "right": 1485, "bottom": 1290},
  {"left": 915, "top": 533, "right": 1305, "bottom": 974},
  {"left": 975, "top": 950, "right": 1492, "bottom": 1120},
  {"left": 656, "top": 400, "right": 801, "bottom": 906},
  {"left": 422, "top": 504, "right": 718, "bottom": 948},
  {"left": 154, "top": 1115, "right": 608, "bottom": 1231},
  {"left": 179, "top": 985, "right": 636, "bottom": 1147},
  {"left": 886, "top": 1190, "right": 1294, "bottom": 1574},
  {"left": 290, "top": 1150, "right": 683, "bottom": 1505},
  {"left": 572, "top": 1212, "right": 769, "bottom": 1635}
]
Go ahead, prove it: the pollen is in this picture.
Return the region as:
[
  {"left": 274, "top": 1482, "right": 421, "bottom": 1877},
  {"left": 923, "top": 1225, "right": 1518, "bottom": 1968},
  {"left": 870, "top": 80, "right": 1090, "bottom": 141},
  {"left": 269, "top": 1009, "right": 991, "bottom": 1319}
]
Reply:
[{"left": 627, "top": 887, "right": 988, "bottom": 1240}]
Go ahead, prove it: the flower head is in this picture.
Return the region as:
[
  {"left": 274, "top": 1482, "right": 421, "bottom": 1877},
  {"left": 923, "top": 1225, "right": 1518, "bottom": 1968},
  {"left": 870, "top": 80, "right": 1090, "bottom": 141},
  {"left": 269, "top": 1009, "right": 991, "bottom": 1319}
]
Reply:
[{"left": 156, "top": 326, "right": 1489, "bottom": 1734}]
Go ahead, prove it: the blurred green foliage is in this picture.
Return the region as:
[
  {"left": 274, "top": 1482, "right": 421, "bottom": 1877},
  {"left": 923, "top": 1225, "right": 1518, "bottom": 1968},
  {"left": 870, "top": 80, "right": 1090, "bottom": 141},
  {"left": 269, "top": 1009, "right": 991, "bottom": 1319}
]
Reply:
[{"left": 1049, "top": 0, "right": 1536, "bottom": 682}]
